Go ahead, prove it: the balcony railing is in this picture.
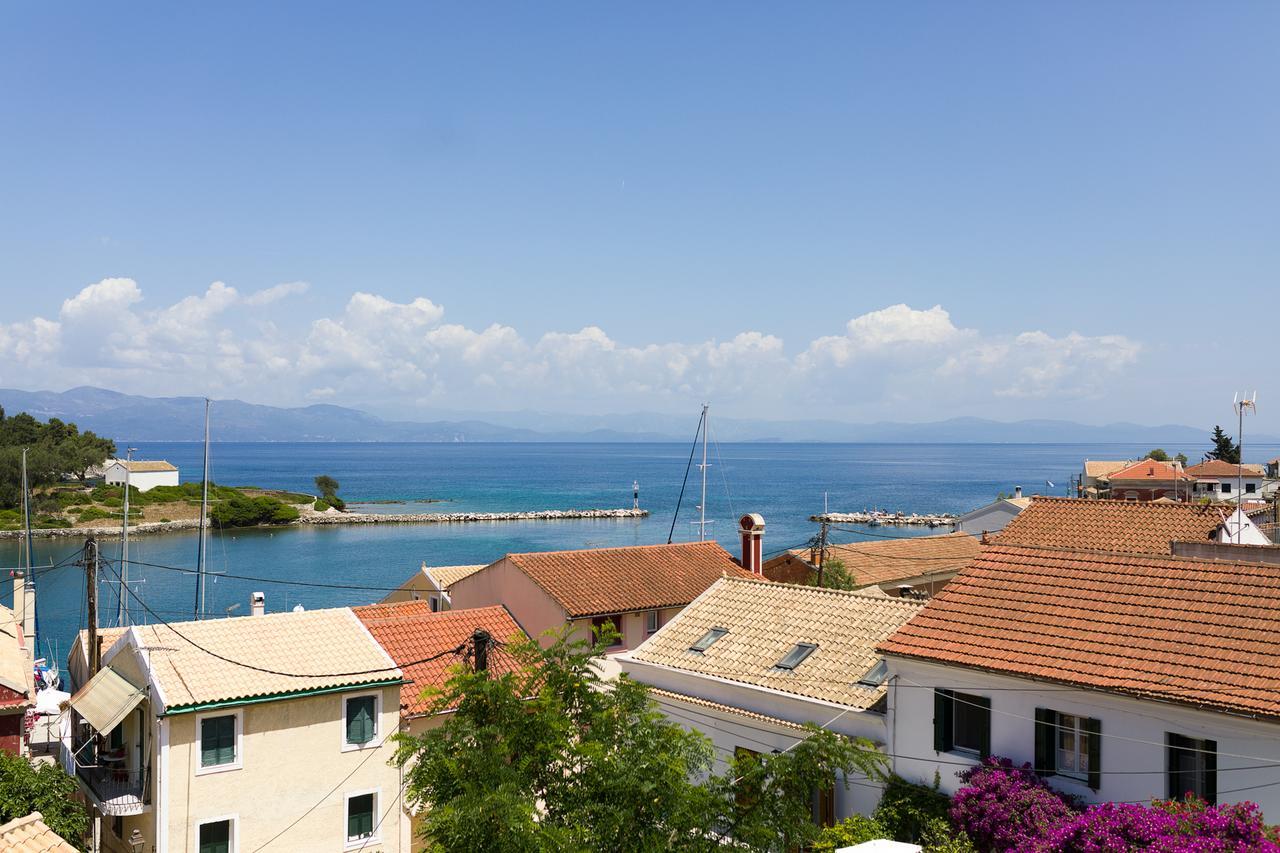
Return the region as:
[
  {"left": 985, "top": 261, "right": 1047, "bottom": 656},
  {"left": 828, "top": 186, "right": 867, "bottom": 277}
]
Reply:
[{"left": 75, "top": 761, "right": 148, "bottom": 816}]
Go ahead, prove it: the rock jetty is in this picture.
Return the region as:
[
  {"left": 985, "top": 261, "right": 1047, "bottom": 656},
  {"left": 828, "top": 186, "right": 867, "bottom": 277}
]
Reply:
[
  {"left": 303, "top": 508, "right": 649, "bottom": 525},
  {"left": 810, "top": 510, "right": 956, "bottom": 527}
]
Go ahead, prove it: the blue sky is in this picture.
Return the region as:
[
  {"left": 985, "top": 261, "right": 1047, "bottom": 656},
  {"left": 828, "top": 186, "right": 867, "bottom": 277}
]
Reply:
[{"left": 1, "top": 3, "right": 1276, "bottom": 428}]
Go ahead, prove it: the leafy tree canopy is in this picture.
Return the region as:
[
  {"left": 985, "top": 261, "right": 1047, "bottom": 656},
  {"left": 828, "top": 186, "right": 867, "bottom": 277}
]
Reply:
[
  {"left": 1206, "top": 425, "right": 1241, "bottom": 464},
  {"left": 0, "top": 753, "right": 90, "bottom": 850},
  {"left": 0, "top": 407, "right": 116, "bottom": 509},
  {"left": 1146, "top": 448, "right": 1169, "bottom": 462},
  {"left": 814, "top": 557, "right": 858, "bottom": 591},
  {"left": 313, "top": 474, "right": 344, "bottom": 510},
  {"left": 394, "top": 626, "right": 885, "bottom": 852}
]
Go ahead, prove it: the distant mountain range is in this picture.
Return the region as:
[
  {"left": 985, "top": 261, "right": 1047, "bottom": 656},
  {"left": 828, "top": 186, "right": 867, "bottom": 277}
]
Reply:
[{"left": 1, "top": 386, "right": 1275, "bottom": 445}]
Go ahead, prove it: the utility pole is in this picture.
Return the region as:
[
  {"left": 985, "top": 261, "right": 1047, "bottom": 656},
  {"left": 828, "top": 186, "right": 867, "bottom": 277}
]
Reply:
[
  {"left": 815, "top": 520, "right": 829, "bottom": 587},
  {"left": 117, "top": 447, "right": 136, "bottom": 627},
  {"left": 472, "top": 628, "right": 490, "bottom": 673},
  {"left": 84, "top": 536, "right": 100, "bottom": 676}
]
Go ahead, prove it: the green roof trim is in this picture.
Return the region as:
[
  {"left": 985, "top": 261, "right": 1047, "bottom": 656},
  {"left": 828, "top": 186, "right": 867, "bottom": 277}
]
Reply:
[{"left": 162, "top": 678, "right": 404, "bottom": 716}]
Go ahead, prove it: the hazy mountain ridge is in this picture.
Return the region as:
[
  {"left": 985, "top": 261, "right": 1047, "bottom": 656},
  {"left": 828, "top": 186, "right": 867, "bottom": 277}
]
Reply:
[{"left": 1, "top": 387, "right": 1272, "bottom": 445}]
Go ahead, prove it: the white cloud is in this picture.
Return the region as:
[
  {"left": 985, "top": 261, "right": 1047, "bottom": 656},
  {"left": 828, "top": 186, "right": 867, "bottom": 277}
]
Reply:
[{"left": 0, "top": 279, "right": 1142, "bottom": 421}]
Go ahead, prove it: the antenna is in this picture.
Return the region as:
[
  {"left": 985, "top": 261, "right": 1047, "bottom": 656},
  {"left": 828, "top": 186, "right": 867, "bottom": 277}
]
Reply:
[{"left": 1234, "top": 392, "right": 1257, "bottom": 543}]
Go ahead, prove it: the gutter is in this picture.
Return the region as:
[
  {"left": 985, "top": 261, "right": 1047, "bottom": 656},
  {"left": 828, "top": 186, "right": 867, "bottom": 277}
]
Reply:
[{"left": 162, "top": 678, "right": 405, "bottom": 716}]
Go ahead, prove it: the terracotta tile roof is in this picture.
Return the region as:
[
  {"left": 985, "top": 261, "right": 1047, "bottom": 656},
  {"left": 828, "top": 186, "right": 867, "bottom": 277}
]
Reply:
[
  {"left": 353, "top": 602, "right": 526, "bottom": 717},
  {"left": 994, "top": 497, "right": 1227, "bottom": 554},
  {"left": 648, "top": 687, "right": 807, "bottom": 732},
  {"left": 0, "top": 812, "right": 78, "bottom": 852},
  {"left": 111, "top": 459, "right": 177, "bottom": 473},
  {"left": 806, "top": 532, "right": 981, "bottom": 588},
  {"left": 121, "top": 608, "right": 401, "bottom": 711},
  {"left": 505, "top": 541, "right": 753, "bottom": 618},
  {"left": 628, "top": 576, "right": 923, "bottom": 710},
  {"left": 1104, "top": 458, "right": 1192, "bottom": 482},
  {"left": 426, "top": 564, "right": 487, "bottom": 590},
  {"left": 1185, "top": 460, "right": 1265, "bottom": 479},
  {"left": 879, "top": 544, "right": 1280, "bottom": 720}
]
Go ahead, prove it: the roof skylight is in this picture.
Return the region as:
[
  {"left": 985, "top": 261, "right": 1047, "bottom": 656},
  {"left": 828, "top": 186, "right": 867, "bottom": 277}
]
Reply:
[
  {"left": 775, "top": 642, "right": 817, "bottom": 670},
  {"left": 856, "top": 659, "right": 889, "bottom": 688},
  {"left": 689, "top": 627, "right": 728, "bottom": 653}
]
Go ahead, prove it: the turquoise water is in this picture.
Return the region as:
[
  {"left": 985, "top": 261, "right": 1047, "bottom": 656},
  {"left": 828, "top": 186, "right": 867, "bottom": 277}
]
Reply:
[{"left": 4, "top": 440, "right": 1274, "bottom": 670}]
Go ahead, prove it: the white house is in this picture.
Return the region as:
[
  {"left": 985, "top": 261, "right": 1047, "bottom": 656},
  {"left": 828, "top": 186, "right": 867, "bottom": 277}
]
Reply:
[
  {"left": 103, "top": 459, "right": 179, "bottom": 492},
  {"left": 1185, "top": 460, "right": 1268, "bottom": 503},
  {"left": 954, "top": 490, "right": 1032, "bottom": 536},
  {"left": 618, "top": 575, "right": 924, "bottom": 822},
  {"left": 878, "top": 543, "right": 1280, "bottom": 818}
]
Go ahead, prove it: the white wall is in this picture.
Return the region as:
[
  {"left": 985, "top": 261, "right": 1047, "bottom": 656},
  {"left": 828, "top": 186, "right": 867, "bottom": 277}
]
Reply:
[
  {"left": 885, "top": 657, "right": 1280, "bottom": 819},
  {"left": 955, "top": 503, "right": 1019, "bottom": 536},
  {"left": 103, "top": 464, "right": 179, "bottom": 492}
]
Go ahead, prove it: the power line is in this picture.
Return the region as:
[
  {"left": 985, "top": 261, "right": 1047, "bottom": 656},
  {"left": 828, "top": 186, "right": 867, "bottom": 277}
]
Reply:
[{"left": 120, "top": 557, "right": 409, "bottom": 592}]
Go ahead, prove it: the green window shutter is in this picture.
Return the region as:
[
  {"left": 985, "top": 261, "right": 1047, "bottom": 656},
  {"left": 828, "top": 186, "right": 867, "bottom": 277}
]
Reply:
[
  {"left": 198, "top": 820, "right": 231, "bottom": 853},
  {"left": 1203, "top": 739, "right": 1218, "bottom": 805},
  {"left": 1033, "top": 708, "right": 1057, "bottom": 777},
  {"left": 933, "top": 690, "right": 954, "bottom": 753},
  {"left": 201, "top": 716, "right": 236, "bottom": 767},
  {"left": 348, "top": 793, "right": 375, "bottom": 838},
  {"left": 1083, "top": 717, "right": 1102, "bottom": 791},
  {"left": 346, "top": 697, "right": 376, "bottom": 745},
  {"left": 974, "top": 696, "right": 992, "bottom": 760}
]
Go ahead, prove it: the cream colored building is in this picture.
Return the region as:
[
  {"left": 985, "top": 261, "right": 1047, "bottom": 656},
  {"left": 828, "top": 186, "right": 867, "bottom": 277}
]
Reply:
[
  {"left": 66, "top": 607, "right": 409, "bottom": 853},
  {"left": 103, "top": 460, "right": 180, "bottom": 492},
  {"left": 380, "top": 563, "right": 487, "bottom": 611}
]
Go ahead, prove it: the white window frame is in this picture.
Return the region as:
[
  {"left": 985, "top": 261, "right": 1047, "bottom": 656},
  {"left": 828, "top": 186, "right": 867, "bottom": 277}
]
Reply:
[
  {"left": 193, "top": 813, "right": 238, "bottom": 853},
  {"left": 1054, "top": 713, "right": 1089, "bottom": 782},
  {"left": 194, "top": 709, "right": 243, "bottom": 776},
  {"left": 344, "top": 787, "right": 380, "bottom": 850},
  {"left": 645, "top": 610, "right": 661, "bottom": 634},
  {"left": 340, "top": 691, "right": 382, "bottom": 753}
]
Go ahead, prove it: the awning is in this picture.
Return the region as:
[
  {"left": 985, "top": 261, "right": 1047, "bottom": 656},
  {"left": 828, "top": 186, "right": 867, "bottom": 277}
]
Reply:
[{"left": 69, "top": 667, "right": 146, "bottom": 735}]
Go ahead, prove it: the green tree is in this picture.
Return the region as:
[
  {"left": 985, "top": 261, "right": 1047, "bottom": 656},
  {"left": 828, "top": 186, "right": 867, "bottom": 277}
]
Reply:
[
  {"left": 1146, "top": 448, "right": 1170, "bottom": 462},
  {"left": 0, "top": 408, "right": 115, "bottom": 508},
  {"left": 814, "top": 557, "right": 858, "bottom": 591},
  {"left": 313, "top": 474, "right": 345, "bottom": 510},
  {"left": 1206, "top": 425, "right": 1241, "bottom": 464},
  {"left": 1175, "top": 452, "right": 1189, "bottom": 466},
  {"left": 394, "top": 626, "right": 885, "bottom": 852},
  {"left": 0, "top": 753, "right": 90, "bottom": 850}
]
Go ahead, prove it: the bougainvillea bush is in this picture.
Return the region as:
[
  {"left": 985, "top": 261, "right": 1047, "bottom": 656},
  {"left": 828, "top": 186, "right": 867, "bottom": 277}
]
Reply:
[
  {"left": 947, "top": 757, "right": 1280, "bottom": 853},
  {"left": 949, "top": 758, "right": 1078, "bottom": 851}
]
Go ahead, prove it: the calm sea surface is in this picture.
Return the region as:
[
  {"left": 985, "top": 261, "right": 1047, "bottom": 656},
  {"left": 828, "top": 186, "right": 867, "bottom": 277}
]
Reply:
[{"left": 5, "top": 441, "right": 1275, "bottom": 671}]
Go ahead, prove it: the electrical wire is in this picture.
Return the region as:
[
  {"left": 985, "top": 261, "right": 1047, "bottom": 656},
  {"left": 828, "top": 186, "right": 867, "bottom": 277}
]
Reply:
[{"left": 120, "top": 557, "right": 409, "bottom": 592}]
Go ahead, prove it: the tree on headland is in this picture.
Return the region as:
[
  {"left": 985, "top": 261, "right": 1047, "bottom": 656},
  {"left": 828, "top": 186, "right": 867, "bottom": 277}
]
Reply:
[
  {"left": 1205, "top": 425, "right": 1241, "bottom": 464},
  {"left": 1146, "top": 448, "right": 1169, "bottom": 462},
  {"left": 394, "top": 626, "right": 884, "bottom": 851},
  {"left": 313, "top": 474, "right": 345, "bottom": 510},
  {"left": 0, "top": 407, "right": 116, "bottom": 509}
]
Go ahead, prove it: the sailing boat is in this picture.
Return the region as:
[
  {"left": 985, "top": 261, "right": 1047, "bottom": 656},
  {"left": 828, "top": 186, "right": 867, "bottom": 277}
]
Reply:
[{"left": 666, "top": 404, "right": 714, "bottom": 544}]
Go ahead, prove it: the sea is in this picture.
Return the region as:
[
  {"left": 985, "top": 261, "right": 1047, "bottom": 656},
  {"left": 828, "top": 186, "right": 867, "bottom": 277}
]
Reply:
[{"left": 5, "top": 440, "right": 1275, "bottom": 674}]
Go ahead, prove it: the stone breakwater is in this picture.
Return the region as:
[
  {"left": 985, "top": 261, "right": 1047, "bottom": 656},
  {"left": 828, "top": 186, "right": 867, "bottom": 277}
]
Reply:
[
  {"left": 810, "top": 511, "right": 957, "bottom": 527},
  {"left": 302, "top": 508, "right": 650, "bottom": 525},
  {"left": 0, "top": 508, "right": 650, "bottom": 539}
]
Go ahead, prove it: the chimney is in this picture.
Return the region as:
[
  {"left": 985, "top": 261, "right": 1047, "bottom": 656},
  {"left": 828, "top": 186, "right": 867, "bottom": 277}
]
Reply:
[
  {"left": 251, "top": 591, "right": 266, "bottom": 617},
  {"left": 10, "top": 571, "right": 34, "bottom": 646},
  {"left": 1014, "top": 486, "right": 1022, "bottom": 499},
  {"left": 739, "top": 513, "right": 765, "bottom": 576}
]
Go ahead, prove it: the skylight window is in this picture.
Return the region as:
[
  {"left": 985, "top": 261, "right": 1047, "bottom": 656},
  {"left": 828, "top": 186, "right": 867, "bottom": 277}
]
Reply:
[
  {"left": 857, "top": 660, "right": 889, "bottom": 688},
  {"left": 775, "top": 642, "right": 817, "bottom": 670},
  {"left": 689, "top": 627, "right": 728, "bottom": 653}
]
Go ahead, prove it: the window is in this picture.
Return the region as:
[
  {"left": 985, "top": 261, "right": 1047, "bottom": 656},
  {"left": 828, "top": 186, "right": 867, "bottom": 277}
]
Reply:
[
  {"left": 1034, "top": 709, "right": 1101, "bottom": 789},
  {"left": 689, "top": 627, "right": 728, "bottom": 652},
  {"left": 346, "top": 791, "right": 377, "bottom": 846},
  {"left": 811, "top": 782, "right": 836, "bottom": 828},
  {"left": 1222, "top": 483, "right": 1233, "bottom": 493},
  {"left": 775, "top": 642, "right": 817, "bottom": 671},
  {"left": 1246, "top": 483, "right": 1257, "bottom": 493},
  {"left": 198, "top": 818, "right": 233, "bottom": 853},
  {"left": 934, "top": 690, "right": 990, "bottom": 758},
  {"left": 590, "top": 615, "right": 624, "bottom": 647},
  {"left": 199, "top": 714, "right": 238, "bottom": 771},
  {"left": 345, "top": 695, "right": 378, "bottom": 747},
  {"left": 857, "top": 660, "right": 889, "bottom": 688},
  {"left": 108, "top": 723, "right": 124, "bottom": 751},
  {"left": 429, "top": 595, "right": 440, "bottom": 612},
  {"left": 1168, "top": 733, "right": 1216, "bottom": 803},
  {"left": 646, "top": 610, "right": 661, "bottom": 634}
]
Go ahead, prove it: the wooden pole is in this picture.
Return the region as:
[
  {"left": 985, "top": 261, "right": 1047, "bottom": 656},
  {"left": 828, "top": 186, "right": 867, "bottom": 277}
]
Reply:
[{"left": 86, "top": 536, "right": 100, "bottom": 676}]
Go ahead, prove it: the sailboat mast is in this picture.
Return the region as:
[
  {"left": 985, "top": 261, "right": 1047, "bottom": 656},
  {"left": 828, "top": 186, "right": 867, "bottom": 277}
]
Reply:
[
  {"left": 20, "top": 449, "right": 34, "bottom": 644},
  {"left": 195, "top": 398, "right": 211, "bottom": 619},
  {"left": 117, "top": 448, "right": 134, "bottom": 627},
  {"left": 699, "top": 403, "right": 709, "bottom": 542}
]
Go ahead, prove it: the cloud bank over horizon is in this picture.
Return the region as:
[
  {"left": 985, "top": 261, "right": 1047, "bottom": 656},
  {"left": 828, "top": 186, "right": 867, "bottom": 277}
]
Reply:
[{"left": 0, "top": 278, "right": 1142, "bottom": 422}]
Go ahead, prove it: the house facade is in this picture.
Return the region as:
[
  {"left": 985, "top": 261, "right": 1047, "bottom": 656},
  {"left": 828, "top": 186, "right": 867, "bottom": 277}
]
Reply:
[
  {"left": 103, "top": 460, "right": 179, "bottom": 492},
  {"left": 1185, "top": 460, "right": 1267, "bottom": 503},
  {"left": 380, "top": 563, "right": 487, "bottom": 611},
  {"left": 1098, "top": 458, "right": 1193, "bottom": 501},
  {"left": 878, "top": 544, "right": 1280, "bottom": 818},
  {"left": 619, "top": 576, "right": 923, "bottom": 821},
  {"left": 447, "top": 539, "right": 755, "bottom": 651},
  {"left": 66, "top": 606, "right": 409, "bottom": 853},
  {"left": 954, "top": 495, "right": 1031, "bottom": 536}
]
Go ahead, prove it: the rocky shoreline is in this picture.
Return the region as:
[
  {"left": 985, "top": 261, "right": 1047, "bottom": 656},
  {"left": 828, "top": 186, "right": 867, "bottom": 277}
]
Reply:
[
  {"left": 1, "top": 508, "right": 649, "bottom": 539},
  {"left": 810, "top": 510, "right": 957, "bottom": 527}
]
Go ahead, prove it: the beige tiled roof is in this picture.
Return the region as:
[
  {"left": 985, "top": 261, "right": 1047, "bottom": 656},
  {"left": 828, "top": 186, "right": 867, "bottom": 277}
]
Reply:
[
  {"left": 111, "top": 459, "right": 177, "bottom": 473},
  {"left": 1083, "top": 460, "right": 1130, "bottom": 479},
  {"left": 809, "top": 532, "right": 981, "bottom": 588},
  {"left": 648, "top": 687, "right": 808, "bottom": 732},
  {"left": 506, "top": 541, "right": 753, "bottom": 618},
  {"left": 426, "top": 564, "right": 487, "bottom": 590},
  {"left": 0, "top": 604, "right": 31, "bottom": 702},
  {"left": 0, "top": 812, "right": 78, "bottom": 852},
  {"left": 121, "top": 608, "right": 401, "bottom": 711},
  {"left": 629, "top": 576, "right": 923, "bottom": 710}
]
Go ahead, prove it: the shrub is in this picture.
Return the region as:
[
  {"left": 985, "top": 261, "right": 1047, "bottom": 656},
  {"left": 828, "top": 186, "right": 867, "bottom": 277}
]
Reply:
[
  {"left": 950, "top": 758, "right": 1077, "bottom": 852},
  {"left": 211, "top": 494, "right": 299, "bottom": 528},
  {"left": 813, "top": 814, "right": 889, "bottom": 851},
  {"left": 921, "top": 818, "right": 977, "bottom": 853},
  {"left": 874, "top": 774, "right": 953, "bottom": 843},
  {"left": 313, "top": 498, "right": 330, "bottom": 511},
  {"left": 1044, "top": 797, "right": 1280, "bottom": 853},
  {"left": 0, "top": 752, "right": 89, "bottom": 849}
]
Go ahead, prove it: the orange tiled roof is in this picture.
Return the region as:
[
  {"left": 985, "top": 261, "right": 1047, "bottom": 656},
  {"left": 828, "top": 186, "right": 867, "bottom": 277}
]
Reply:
[
  {"left": 1104, "top": 458, "right": 1193, "bottom": 482},
  {"left": 994, "top": 497, "right": 1226, "bottom": 554},
  {"left": 506, "top": 541, "right": 754, "bottom": 618},
  {"left": 1185, "top": 460, "right": 1264, "bottom": 479},
  {"left": 353, "top": 602, "right": 526, "bottom": 717},
  {"left": 879, "top": 544, "right": 1280, "bottom": 720},
  {"left": 810, "top": 532, "right": 981, "bottom": 588}
]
